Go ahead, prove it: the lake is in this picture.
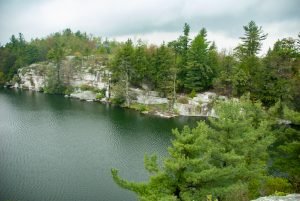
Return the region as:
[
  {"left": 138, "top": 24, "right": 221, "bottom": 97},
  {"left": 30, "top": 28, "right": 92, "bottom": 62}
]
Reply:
[{"left": 0, "top": 88, "right": 200, "bottom": 201}]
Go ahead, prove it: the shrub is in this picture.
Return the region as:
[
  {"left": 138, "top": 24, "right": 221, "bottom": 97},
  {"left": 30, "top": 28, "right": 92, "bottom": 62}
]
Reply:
[
  {"left": 177, "top": 96, "right": 189, "bottom": 104},
  {"left": 262, "top": 177, "right": 293, "bottom": 196},
  {"left": 80, "top": 84, "right": 95, "bottom": 91},
  {"left": 44, "top": 82, "right": 66, "bottom": 94},
  {"left": 129, "top": 103, "right": 149, "bottom": 112},
  {"left": 111, "top": 97, "right": 125, "bottom": 105},
  {"left": 96, "top": 92, "right": 104, "bottom": 100},
  {"left": 64, "top": 86, "right": 74, "bottom": 95},
  {"left": 0, "top": 71, "right": 5, "bottom": 85},
  {"left": 188, "top": 89, "right": 197, "bottom": 98}
]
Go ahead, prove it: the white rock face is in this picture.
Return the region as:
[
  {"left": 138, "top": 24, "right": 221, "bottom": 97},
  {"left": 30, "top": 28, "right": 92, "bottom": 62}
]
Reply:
[
  {"left": 70, "top": 90, "right": 96, "bottom": 101},
  {"left": 193, "top": 92, "right": 216, "bottom": 103},
  {"left": 17, "top": 64, "right": 47, "bottom": 91},
  {"left": 69, "top": 71, "right": 106, "bottom": 89},
  {"left": 174, "top": 92, "right": 219, "bottom": 117},
  {"left": 131, "top": 88, "right": 169, "bottom": 105},
  {"left": 13, "top": 58, "right": 108, "bottom": 92},
  {"left": 251, "top": 194, "right": 300, "bottom": 201}
]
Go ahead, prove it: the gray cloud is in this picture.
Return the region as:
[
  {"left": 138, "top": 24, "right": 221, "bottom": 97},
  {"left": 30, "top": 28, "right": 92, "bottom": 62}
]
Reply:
[{"left": 0, "top": 0, "right": 299, "bottom": 52}]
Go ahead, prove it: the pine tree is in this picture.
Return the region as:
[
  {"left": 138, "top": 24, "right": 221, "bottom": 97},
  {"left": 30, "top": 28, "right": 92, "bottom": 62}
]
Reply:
[
  {"left": 132, "top": 39, "right": 149, "bottom": 86},
  {"left": 256, "top": 38, "right": 299, "bottom": 107},
  {"left": 112, "top": 97, "right": 274, "bottom": 201},
  {"left": 110, "top": 39, "right": 134, "bottom": 106},
  {"left": 185, "top": 28, "right": 214, "bottom": 92},
  {"left": 269, "top": 103, "right": 300, "bottom": 192},
  {"left": 175, "top": 23, "right": 191, "bottom": 91},
  {"left": 237, "top": 21, "right": 267, "bottom": 58},
  {"left": 234, "top": 21, "right": 267, "bottom": 96},
  {"left": 154, "top": 43, "right": 174, "bottom": 98}
]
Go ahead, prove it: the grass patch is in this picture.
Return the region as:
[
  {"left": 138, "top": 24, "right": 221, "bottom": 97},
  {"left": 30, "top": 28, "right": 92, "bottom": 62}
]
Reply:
[{"left": 129, "top": 103, "right": 149, "bottom": 112}]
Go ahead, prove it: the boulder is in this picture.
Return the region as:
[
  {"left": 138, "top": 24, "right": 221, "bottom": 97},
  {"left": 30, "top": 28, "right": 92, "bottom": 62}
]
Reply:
[
  {"left": 70, "top": 91, "right": 96, "bottom": 101},
  {"left": 251, "top": 194, "right": 300, "bottom": 201}
]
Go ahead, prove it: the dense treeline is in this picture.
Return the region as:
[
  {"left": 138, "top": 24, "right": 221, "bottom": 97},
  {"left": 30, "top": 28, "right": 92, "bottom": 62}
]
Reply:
[
  {"left": 0, "top": 21, "right": 299, "bottom": 110},
  {"left": 109, "top": 21, "right": 300, "bottom": 111},
  {"left": 0, "top": 29, "right": 120, "bottom": 84}
]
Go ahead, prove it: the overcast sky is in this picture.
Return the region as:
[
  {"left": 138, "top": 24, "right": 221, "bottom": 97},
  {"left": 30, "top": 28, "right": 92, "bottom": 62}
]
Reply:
[{"left": 0, "top": 0, "right": 299, "bottom": 53}]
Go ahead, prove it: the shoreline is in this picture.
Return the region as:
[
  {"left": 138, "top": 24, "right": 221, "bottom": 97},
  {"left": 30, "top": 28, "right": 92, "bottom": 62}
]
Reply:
[{"left": 3, "top": 85, "right": 216, "bottom": 119}]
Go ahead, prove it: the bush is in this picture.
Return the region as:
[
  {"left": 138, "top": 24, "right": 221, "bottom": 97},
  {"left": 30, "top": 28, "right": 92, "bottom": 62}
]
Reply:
[
  {"left": 79, "top": 84, "right": 103, "bottom": 93},
  {"left": 80, "top": 84, "right": 95, "bottom": 91},
  {"left": 188, "top": 89, "right": 197, "bottom": 98},
  {"left": 96, "top": 92, "right": 104, "bottom": 100},
  {"left": 129, "top": 103, "right": 149, "bottom": 112},
  {"left": 111, "top": 97, "right": 125, "bottom": 105},
  {"left": 177, "top": 96, "right": 189, "bottom": 104},
  {"left": 64, "top": 86, "right": 74, "bottom": 95},
  {"left": 0, "top": 71, "right": 6, "bottom": 85},
  {"left": 262, "top": 177, "right": 293, "bottom": 196},
  {"left": 44, "top": 82, "right": 66, "bottom": 94}
]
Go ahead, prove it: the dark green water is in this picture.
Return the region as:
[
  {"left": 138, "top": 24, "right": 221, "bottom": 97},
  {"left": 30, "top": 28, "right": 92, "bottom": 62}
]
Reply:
[{"left": 0, "top": 88, "right": 200, "bottom": 201}]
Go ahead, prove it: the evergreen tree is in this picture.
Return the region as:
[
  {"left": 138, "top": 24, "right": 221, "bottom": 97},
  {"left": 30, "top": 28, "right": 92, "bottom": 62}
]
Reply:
[
  {"left": 112, "top": 97, "right": 274, "bottom": 201},
  {"left": 154, "top": 43, "right": 174, "bottom": 99},
  {"left": 269, "top": 103, "right": 300, "bottom": 192},
  {"left": 234, "top": 21, "right": 267, "bottom": 96},
  {"left": 256, "top": 38, "right": 299, "bottom": 107},
  {"left": 237, "top": 21, "right": 268, "bottom": 59},
  {"left": 185, "top": 28, "right": 214, "bottom": 92},
  {"left": 110, "top": 39, "right": 134, "bottom": 106},
  {"left": 176, "top": 23, "right": 191, "bottom": 91},
  {"left": 213, "top": 51, "right": 237, "bottom": 96},
  {"left": 47, "top": 41, "right": 65, "bottom": 82},
  {"left": 132, "top": 39, "right": 149, "bottom": 86}
]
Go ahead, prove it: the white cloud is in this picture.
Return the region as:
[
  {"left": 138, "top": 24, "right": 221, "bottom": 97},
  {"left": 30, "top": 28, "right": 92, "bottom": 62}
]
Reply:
[{"left": 0, "top": 0, "right": 299, "bottom": 53}]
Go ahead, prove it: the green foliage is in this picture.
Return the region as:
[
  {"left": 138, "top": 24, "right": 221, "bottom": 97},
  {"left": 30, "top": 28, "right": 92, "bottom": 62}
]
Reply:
[
  {"left": 268, "top": 103, "right": 300, "bottom": 192},
  {"left": 213, "top": 53, "right": 236, "bottom": 96},
  {"left": 43, "top": 67, "right": 64, "bottom": 94},
  {"left": 262, "top": 177, "right": 292, "bottom": 196},
  {"left": 129, "top": 103, "right": 149, "bottom": 112},
  {"left": 177, "top": 96, "right": 189, "bottom": 104},
  {"left": 112, "top": 98, "right": 274, "bottom": 201},
  {"left": 185, "top": 28, "right": 214, "bottom": 92},
  {"left": 44, "top": 82, "right": 65, "bottom": 94},
  {"left": 79, "top": 84, "right": 94, "bottom": 91},
  {"left": 0, "top": 71, "right": 5, "bottom": 85},
  {"left": 236, "top": 20, "right": 268, "bottom": 58},
  {"left": 111, "top": 82, "right": 126, "bottom": 105},
  {"left": 234, "top": 21, "right": 269, "bottom": 97},
  {"left": 64, "top": 86, "right": 74, "bottom": 95},
  {"left": 110, "top": 39, "right": 135, "bottom": 106},
  {"left": 283, "top": 106, "right": 300, "bottom": 125},
  {"left": 188, "top": 89, "right": 196, "bottom": 98},
  {"left": 131, "top": 40, "right": 149, "bottom": 86},
  {"left": 253, "top": 38, "right": 299, "bottom": 107},
  {"left": 96, "top": 92, "right": 105, "bottom": 100},
  {"left": 153, "top": 43, "right": 175, "bottom": 97}
]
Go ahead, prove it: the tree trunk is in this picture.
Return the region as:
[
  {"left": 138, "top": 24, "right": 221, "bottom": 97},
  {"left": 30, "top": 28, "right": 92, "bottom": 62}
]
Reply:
[{"left": 125, "top": 71, "right": 130, "bottom": 107}]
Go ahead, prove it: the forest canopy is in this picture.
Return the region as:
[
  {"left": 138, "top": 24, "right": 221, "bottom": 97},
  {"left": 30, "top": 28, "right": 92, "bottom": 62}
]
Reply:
[{"left": 1, "top": 21, "right": 299, "bottom": 110}]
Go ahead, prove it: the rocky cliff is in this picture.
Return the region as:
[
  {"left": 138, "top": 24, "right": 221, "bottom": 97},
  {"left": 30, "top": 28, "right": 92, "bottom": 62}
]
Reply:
[
  {"left": 11, "top": 56, "right": 224, "bottom": 117},
  {"left": 13, "top": 56, "right": 109, "bottom": 98}
]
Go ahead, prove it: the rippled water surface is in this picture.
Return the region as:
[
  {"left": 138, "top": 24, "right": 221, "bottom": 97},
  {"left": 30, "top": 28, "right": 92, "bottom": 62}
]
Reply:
[{"left": 0, "top": 89, "right": 200, "bottom": 201}]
